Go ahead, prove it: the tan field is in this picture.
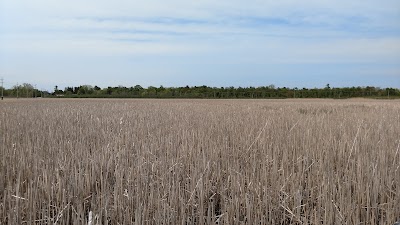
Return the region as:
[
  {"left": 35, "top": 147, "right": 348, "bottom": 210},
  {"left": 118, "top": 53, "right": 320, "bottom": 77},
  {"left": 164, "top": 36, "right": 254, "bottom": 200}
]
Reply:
[{"left": 1, "top": 98, "right": 399, "bottom": 224}]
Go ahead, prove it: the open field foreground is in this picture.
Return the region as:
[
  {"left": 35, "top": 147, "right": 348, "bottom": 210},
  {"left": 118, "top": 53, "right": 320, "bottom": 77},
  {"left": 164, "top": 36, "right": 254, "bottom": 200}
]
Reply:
[{"left": 1, "top": 99, "right": 399, "bottom": 224}]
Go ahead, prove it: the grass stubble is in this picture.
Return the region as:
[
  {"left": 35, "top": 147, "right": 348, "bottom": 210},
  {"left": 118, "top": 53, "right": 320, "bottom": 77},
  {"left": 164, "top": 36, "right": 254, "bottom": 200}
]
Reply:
[{"left": 0, "top": 98, "right": 399, "bottom": 224}]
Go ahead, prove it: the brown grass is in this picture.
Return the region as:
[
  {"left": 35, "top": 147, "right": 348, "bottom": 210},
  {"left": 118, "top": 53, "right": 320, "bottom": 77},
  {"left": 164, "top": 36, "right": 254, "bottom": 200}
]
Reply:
[{"left": 1, "top": 98, "right": 399, "bottom": 224}]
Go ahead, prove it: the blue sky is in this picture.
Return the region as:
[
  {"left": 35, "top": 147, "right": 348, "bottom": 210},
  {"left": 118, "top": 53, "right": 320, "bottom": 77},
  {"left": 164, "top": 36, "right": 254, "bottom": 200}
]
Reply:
[{"left": 0, "top": 0, "right": 399, "bottom": 91}]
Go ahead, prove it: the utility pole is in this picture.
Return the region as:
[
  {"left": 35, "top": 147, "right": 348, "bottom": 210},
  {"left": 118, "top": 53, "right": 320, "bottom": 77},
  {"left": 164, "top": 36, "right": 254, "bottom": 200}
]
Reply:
[
  {"left": 34, "top": 84, "right": 37, "bottom": 98},
  {"left": 1, "top": 78, "right": 3, "bottom": 100},
  {"left": 17, "top": 83, "right": 19, "bottom": 99}
]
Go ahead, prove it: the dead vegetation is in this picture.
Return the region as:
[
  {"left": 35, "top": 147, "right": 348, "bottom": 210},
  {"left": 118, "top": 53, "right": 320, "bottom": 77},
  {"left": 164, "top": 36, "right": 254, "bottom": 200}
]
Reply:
[{"left": 1, "top": 98, "right": 399, "bottom": 224}]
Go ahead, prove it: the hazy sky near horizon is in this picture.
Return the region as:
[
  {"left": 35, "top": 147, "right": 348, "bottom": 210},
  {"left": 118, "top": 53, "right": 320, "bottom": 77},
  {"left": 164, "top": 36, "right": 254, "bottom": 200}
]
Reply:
[{"left": 1, "top": 0, "right": 400, "bottom": 90}]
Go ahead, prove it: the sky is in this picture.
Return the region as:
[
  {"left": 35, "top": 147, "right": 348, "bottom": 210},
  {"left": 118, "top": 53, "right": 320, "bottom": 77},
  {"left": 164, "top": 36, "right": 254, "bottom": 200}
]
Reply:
[{"left": 0, "top": 0, "right": 400, "bottom": 91}]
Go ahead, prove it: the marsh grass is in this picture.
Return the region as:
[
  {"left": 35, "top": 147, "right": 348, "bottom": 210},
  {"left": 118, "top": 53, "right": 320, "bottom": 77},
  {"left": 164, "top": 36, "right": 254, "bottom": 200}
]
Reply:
[{"left": 0, "top": 99, "right": 399, "bottom": 224}]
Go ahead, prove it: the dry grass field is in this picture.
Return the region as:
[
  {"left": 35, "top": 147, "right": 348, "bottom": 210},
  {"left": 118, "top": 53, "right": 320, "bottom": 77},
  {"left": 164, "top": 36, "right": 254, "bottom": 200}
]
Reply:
[{"left": 1, "top": 98, "right": 399, "bottom": 224}]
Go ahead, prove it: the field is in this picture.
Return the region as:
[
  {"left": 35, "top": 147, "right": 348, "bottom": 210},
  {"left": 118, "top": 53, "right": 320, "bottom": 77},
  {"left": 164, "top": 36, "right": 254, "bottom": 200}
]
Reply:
[{"left": 1, "top": 98, "right": 399, "bottom": 224}]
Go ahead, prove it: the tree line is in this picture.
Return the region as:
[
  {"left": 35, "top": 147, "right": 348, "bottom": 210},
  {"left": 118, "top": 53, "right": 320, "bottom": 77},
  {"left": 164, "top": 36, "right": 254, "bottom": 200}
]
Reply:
[
  {"left": 1, "top": 83, "right": 48, "bottom": 98},
  {"left": 1, "top": 83, "right": 400, "bottom": 99}
]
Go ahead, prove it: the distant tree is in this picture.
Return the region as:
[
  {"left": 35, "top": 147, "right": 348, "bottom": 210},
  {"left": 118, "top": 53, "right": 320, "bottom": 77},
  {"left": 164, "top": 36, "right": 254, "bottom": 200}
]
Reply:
[
  {"left": 53, "top": 85, "right": 65, "bottom": 95},
  {"left": 78, "top": 85, "right": 94, "bottom": 95},
  {"left": 147, "top": 86, "right": 157, "bottom": 96},
  {"left": 73, "top": 86, "right": 80, "bottom": 94},
  {"left": 30, "top": 83, "right": 400, "bottom": 99},
  {"left": 134, "top": 85, "right": 143, "bottom": 90},
  {"left": 64, "top": 87, "right": 74, "bottom": 95},
  {"left": 106, "top": 87, "right": 113, "bottom": 94},
  {"left": 325, "top": 83, "right": 330, "bottom": 89}
]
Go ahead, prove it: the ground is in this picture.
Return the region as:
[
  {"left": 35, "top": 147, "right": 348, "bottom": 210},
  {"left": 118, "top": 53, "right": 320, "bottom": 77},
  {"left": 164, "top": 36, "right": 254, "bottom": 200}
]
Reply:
[{"left": 1, "top": 98, "right": 399, "bottom": 224}]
